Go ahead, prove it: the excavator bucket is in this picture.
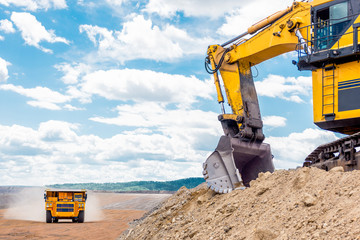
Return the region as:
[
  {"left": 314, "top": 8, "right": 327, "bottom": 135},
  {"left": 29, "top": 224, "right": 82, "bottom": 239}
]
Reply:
[{"left": 202, "top": 136, "right": 274, "bottom": 193}]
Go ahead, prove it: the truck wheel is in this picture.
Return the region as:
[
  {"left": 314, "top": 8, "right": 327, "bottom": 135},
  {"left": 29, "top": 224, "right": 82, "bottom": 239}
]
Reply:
[
  {"left": 78, "top": 211, "right": 84, "bottom": 223},
  {"left": 46, "top": 211, "right": 52, "bottom": 223}
]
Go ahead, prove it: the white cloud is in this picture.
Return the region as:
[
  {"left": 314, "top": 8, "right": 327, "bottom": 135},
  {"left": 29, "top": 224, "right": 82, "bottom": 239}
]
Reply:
[
  {"left": 0, "top": 0, "right": 67, "bottom": 11},
  {"left": 10, "top": 12, "right": 69, "bottom": 53},
  {"left": 0, "top": 57, "right": 10, "bottom": 82},
  {"left": 90, "top": 101, "right": 221, "bottom": 133},
  {"left": 27, "top": 101, "right": 62, "bottom": 110},
  {"left": 144, "top": 0, "right": 245, "bottom": 18},
  {"left": 255, "top": 74, "right": 312, "bottom": 103},
  {"left": 89, "top": 101, "right": 223, "bottom": 164},
  {"left": 266, "top": 128, "right": 338, "bottom": 169},
  {"left": 79, "top": 68, "right": 213, "bottom": 106},
  {"left": 54, "top": 62, "right": 91, "bottom": 84},
  {"left": 38, "top": 120, "right": 78, "bottom": 142},
  {"left": 0, "top": 122, "right": 341, "bottom": 185},
  {"left": 263, "top": 115, "right": 287, "bottom": 128},
  {"left": 79, "top": 14, "right": 211, "bottom": 63},
  {"left": 1, "top": 64, "right": 214, "bottom": 111},
  {"left": 0, "top": 120, "right": 217, "bottom": 185},
  {"left": 0, "top": 19, "right": 15, "bottom": 33},
  {"left": 0, "top": 84, "right": 71, "bottom": 110},
  {"left": 217, "top": 0, "right": 294, "bottom": 37},
  {"left": 63, "top": 104, "right": 85, "bottom": 111},
  {"left": 65, "top": 85, "right": 92, "bottom": 104}
]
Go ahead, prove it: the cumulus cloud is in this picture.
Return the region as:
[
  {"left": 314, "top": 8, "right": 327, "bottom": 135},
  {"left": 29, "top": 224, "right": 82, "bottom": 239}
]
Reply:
[
  {"left": 0, "top": 19, "right": 15, "bottom": 33},
  {"left": 217, "top": 0, "right": 294, "bottom": 36},
  {"left": 79, "top": 68, "right": 213, "bottom": 106},
  {"left": 79, "top": 14, "right": 211, "bottom": 63},
  {"left": 38, "top": 120, "right": 78, "bottom": 142},
  {"left": 1, "top": 64, "right": 214, "bottom": 111},
  {"left": 263, "top": 115, "right": 287, "bottom": 128},
  {"left": 90, "top": 102, "right": 222, "bottom": 146},
  {"left": 266, "top": 128, "right": 338, "bottom": 169},
  {"left": 255, "top": 74, "right": 312, "bottom": 103},
  {"left": 54, "top": 62, "right": 91, "bottom": 84},
  {"left": 10, "top": 12, "right": 69, "bottom": 53},
  {"left": 0, "top": 119, "right": 218, "bottom": 185},
  {"left": 90, "top": 102, "right": 215, "bottom": 127},
  {"left": 0, "top": 57, "right": 10, "bottom": 82},
  {"left": 0, "top": 0, "right": 67, "bottom": 11},
  {"left": 0, "top": 121, "right": 340, "bottom": 185},
  {"left": 144, "top": 0, "right": 245, "bottom": 18},
  {"left": 0, "top": 84, "right": 71, "bottom": 110}
]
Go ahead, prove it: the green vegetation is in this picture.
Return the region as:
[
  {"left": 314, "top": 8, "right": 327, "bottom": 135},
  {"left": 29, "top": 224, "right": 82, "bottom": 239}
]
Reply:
[{"left": 47, "top": 177, "right": 205, "bottom": 192}]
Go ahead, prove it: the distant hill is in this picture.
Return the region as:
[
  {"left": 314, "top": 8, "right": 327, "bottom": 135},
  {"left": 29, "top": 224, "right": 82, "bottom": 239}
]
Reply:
[{"left": 46, "top": 177, "right": 205, "bottom": 192}]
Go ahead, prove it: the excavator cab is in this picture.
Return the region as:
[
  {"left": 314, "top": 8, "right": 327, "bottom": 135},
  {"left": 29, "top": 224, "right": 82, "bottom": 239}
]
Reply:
[{"left": 314, "top": 1, "right": 351, "bottom": 51}]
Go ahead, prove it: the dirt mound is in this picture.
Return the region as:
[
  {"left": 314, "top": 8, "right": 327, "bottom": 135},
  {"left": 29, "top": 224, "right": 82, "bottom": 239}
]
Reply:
[{"left": 119, "top": 167, "right": 360, "bottom": 240}]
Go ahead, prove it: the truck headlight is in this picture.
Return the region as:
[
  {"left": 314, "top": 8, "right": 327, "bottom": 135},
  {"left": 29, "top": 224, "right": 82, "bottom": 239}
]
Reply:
[{"left": 46, "top": 204, "right": 49, "bottom": 207}]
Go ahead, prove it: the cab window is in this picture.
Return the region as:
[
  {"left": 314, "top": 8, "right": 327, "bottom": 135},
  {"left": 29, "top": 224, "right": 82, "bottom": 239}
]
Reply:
[{"left": 315, "top": 1, "right": 350, "bottom": 50}]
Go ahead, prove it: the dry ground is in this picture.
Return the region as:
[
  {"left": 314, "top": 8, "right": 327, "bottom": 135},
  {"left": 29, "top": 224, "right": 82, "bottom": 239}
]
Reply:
[
  {"left": 121, "top": 167, "right": 360, "bottom": 240},
  {"left": 0, "top": 191, "right": 170, "bottom": 240}
]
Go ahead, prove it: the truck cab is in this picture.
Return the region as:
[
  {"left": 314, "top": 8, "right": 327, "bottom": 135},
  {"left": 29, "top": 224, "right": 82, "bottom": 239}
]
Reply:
[{"left": 44, "top": 189, "right": 87, "bottom": 223}]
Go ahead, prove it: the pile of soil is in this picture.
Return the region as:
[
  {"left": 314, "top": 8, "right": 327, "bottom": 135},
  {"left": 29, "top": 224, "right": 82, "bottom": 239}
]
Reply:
[{"left": 119, "top": 167, "right": 360, "bottom": 239}]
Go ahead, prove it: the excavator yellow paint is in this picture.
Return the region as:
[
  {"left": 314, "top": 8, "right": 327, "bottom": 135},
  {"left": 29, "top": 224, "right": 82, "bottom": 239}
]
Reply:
[{"left": 313, "top": 60, "right": 360, "bottom": 135}]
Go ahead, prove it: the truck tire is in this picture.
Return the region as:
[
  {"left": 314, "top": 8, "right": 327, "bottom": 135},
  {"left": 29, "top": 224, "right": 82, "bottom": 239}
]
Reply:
[
  {"left": 46, "top": 211, "right": 52, "bottom": 223},
  {"left": 78, "top": 211, "right": 84, "bottom": 223}
]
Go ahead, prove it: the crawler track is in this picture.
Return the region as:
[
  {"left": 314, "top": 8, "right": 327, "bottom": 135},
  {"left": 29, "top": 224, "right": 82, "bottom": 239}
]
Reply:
[{"left": 304, "top": 132, "right": 360, "bottom": 171}]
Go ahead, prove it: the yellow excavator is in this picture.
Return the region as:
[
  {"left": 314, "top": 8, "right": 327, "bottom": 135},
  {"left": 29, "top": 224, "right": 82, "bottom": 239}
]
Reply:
[{"left": 203, "top": 0, "right": 360, "bottom": 193}]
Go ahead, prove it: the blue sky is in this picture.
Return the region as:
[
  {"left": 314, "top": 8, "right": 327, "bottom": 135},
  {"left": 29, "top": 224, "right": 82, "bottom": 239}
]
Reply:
[{"left": 0, "top": 0, "right": 339, "bottom": 186}]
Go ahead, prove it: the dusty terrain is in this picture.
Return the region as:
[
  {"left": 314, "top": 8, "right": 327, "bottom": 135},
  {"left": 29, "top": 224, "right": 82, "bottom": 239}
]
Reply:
[
  {"left": 121, "top": 167, "right": 360, "bottom": 240},
  {"left": 0, "top": 190, "right": 170, "bottom": 240}
]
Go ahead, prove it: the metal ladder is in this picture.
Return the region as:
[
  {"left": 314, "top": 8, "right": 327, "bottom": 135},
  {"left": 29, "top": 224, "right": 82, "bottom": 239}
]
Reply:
[{"left": 322, "top": 64, "right": 335, "bottom": 120}]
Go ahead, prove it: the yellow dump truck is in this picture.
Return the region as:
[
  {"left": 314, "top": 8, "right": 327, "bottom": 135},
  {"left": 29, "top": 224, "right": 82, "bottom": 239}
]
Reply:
[{"left": 44, "top": 189, "right": 87, "bottom": 223}]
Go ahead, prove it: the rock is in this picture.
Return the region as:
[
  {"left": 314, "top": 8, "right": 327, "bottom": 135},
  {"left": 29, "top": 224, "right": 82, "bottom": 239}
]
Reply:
[
  {"left": 330, "top": 166, "right": 344, "bottom": 172},
  {"left": 197, "top": 196, "right": 205, "bottom": 205},
  {"left": 302, "top": 193, "right": 317, "bottom": 207},
  {"left": 256, "top": 187, "right": 270, "bottom": 196}
]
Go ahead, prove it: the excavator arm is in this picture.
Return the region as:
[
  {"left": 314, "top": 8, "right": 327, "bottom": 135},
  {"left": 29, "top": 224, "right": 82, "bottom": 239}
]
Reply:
[
  {"left": 207, "top": 1, "right": 312, "bottom": 140},
  {"left": 202, "top": 1, "right": 325, "bottom": 193}
]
